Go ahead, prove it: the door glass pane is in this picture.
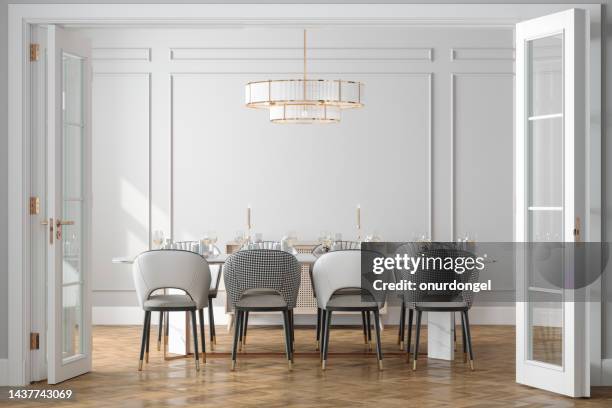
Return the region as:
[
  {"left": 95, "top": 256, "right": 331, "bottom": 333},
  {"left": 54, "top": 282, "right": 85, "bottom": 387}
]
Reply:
[
  {"left": 529, "top": 34, "right": 563, "bottom": 117},
  {"left": 525, "top": 33, "right": 564, "bottom": 367},
  {"left": 528, "top": 118, "right": 563, "bottom": 207},
  {"left": 62, "top": 53, "right": 84, "bottom": 360}
]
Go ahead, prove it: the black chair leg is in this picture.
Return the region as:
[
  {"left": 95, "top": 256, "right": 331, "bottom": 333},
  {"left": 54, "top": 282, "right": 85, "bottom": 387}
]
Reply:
[
  {"left": 373, "top": 309, "right": 383, "bottom": 370},
  {"left": 138, "top": 311, "right": 150, "bottom": 371},
  {"left": 231, "top": 310, "right": 243, "bottom": 370},
  {"left": 462, "top": 310, "right": 474, "bottom": 370},
  {"left": 289, "top": 309, "right": 295, "bottom": 352},
  {"left": 361, "top": 311, "right": 368, "bottom": 344},
  {"left": 282, "top": 309, "right": 293, "bottom": 369},
  {"left": 322, "top": 310, "right": 332, "bottom": 370},
  {"left": 461, "top": 311, "right": 467, "bottom": 363},
  {"left": 315, "top": 308, "right": 322, "bottom": 350},
  {"left": 157, "top": 311, "right": 163, "bottom": 351},
  {"left": 413, "top": 310, "right": 422, "bottom": 370},
  {"left": 208, "top": 298, "right": 216, "bottom": 350},
  {"left": 190, "top": 310, "right": 200, "bottom": 371},
  {"left": 319, "top": 309, "right": 327, "bottom": 361},
  {"left": 366, "top": 311, "right": 372, "bottom": 351},
  {"left": 145, "top": 311, "right": 151, "bottom": 364},
  {"left": 164, "top": 312, "right": 169, "bottom": 351},
  {"left": 241, "top": 311, "right": 249, "bottom": 348},
  {"left": 198, "top": 309, "right": 206, "bottom": 364},
  {"left": 406, "top": 308, "right": 414, "bottom": 362},
  {"left": 453, "top": 312, "right": 457, "bottom": 351},
  {"left": 398, "top": 301, "right": 405, "bottom": 349}
]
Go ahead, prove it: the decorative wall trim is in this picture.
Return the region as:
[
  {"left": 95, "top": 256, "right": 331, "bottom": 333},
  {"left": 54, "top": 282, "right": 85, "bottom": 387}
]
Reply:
[
  {"left": 92, "top": 47, "right": 151, "bottom": 61},
  {"left": 91, "top": 47, "right": 151, "bottom": 62},
  {"left": 168, "top": 72, "right": 434, "bottom": 241},
  {"left": 450, "top": 47, "right": 514, "bottom": 61},
  {"left": 450, "top": 72, "right": 514, "bottom": 240},
  {"left": 170, "top": 46, "right": 433, "bottom": 61},
  {"left": 92, "top": 71, "right": 152, "bottom": 254}
]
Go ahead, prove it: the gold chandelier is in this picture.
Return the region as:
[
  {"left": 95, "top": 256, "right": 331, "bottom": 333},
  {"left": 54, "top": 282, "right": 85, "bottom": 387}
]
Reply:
[{"left": 245, "top": 30, "right": 364, "bottom": 124}]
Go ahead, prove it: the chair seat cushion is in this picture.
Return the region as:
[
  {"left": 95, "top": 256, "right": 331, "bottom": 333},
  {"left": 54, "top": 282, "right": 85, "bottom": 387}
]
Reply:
[
  {"left": 415, "top": 301, "right": 468, "bottom": 311},
  {"left": 236, "top": 291, "right": 287, "bottom": 310},
  {"left": 326, "top": 293, "right": 378, "bottom": 310},
  {"left": 144, "top": 294, "right": 196, "bottom": 310}
]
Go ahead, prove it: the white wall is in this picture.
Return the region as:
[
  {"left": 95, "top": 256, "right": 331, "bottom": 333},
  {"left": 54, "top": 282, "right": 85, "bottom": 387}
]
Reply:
[{"left": 85, "top": 26, "right": 514, "bottom": 323}]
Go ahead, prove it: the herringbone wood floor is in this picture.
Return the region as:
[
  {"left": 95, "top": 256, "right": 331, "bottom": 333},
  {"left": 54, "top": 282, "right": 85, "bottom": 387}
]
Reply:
[{"left": 10, "top": 324, "right": 612, "bottom": 407}]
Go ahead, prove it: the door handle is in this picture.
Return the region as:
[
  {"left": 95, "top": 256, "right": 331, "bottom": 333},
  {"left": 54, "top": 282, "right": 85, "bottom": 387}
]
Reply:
[{"left": 55, "top": 219, "right": 74, "bottom": 241}]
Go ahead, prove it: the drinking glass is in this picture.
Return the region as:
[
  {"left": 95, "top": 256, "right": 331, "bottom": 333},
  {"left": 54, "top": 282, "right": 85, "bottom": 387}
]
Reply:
[{"left": 152, "top": 230, "right": 164, "bottom": 249}]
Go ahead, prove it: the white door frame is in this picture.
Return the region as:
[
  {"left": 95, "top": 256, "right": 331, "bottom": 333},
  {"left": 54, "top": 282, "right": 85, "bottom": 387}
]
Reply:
[{"left": 6, "top": 2, "right": 602, "bottom": 386}]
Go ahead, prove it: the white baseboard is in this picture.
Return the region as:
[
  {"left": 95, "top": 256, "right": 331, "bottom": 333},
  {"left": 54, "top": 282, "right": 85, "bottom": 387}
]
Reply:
[
  {"left": 93, "top": 305, "right": 516, "bottom": 326},
  {"left": 0, "top": 359, "right": 8, "bottom": 386}
]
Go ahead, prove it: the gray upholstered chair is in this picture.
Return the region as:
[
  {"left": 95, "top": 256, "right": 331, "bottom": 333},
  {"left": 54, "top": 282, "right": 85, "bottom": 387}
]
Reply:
[
  {"left": 156, "top": 244, "right": 222, "bottom": 351},
  {"left": 396, "top": 243, "right": 480, "bottom": 370},
  {"left": 132, "top": 250, "right": 211, "bottom": 372},
  {"left": 312, "top": 249, "right": 385, "bottom": 370},
  {"left": 311, "top": 242, "right": 370, "bottom": 351},
  {"left": 224, "top": 249, "right": 300, "bottom": 370}
]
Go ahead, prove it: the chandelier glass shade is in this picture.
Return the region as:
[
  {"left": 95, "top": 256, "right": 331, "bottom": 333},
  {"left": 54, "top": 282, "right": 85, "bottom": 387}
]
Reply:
[{"left": 244, "top": 30, "right": 364, "bottom": 124}]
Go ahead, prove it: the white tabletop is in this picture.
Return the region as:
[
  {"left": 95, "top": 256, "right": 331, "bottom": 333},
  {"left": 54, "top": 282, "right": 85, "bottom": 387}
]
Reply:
[{"left": 112, "top": 252, "right": 316, "bottom": 265}]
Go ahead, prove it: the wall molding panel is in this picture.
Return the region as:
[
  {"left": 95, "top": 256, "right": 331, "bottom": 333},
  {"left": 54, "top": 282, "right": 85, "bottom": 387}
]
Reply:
[
  {"left": 450, "top": 47, "right": 515, "bottom": 61},
  {"left": 92, "top": 47, "right": 151, "bottom": 61},
  {"left": 170, "top": 46, "right": 433, "bottom": 62}
]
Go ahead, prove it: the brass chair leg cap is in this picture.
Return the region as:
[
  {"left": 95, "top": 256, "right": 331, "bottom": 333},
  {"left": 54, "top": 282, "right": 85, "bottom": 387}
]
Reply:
[
  {"left": 138, "top": 360, "right": 143, "bottom": 371},
  {"left": 378, "top": 361, "right": 384, "bottom": 371},
  {"left": 322, "top": 360, "right": 327, "bottom": 370},
  {"left": 469, "top": 360, "right": 474, "bottom": 371},
  {"left": 400, "top": 341, "right": 404, "bottom": 351},
  {"left": 231, "top": 361, "right": 236, "bottom": 371},
  {"left": 195, "top": 360, "right": 200, "bottom": 372},
  {"left": 412, "top": 360, "right": 417, "bottom": 371},
  {"left": 288, "top": 360, "right": 293, "bottom": 370}
]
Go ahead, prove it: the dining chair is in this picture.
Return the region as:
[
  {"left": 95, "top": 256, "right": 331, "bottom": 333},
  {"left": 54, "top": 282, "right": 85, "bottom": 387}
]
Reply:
[
  {"left": 397, "top": 243, "right": 480, "bottom": 370},
  {"left": 311, "top": 241, "right": 370, "bottom": 351},
  {"left": 156, "top": 244, "right": 221, "bottom": 351},
  {"left": 312, "top": 249, "right": 386, "bottom": 370},
  {"left": 224, "top": 249, "right": 300, "bottom": 370},
  {"left": 132, "top": 249, "right": 211, "bottom": 372}
]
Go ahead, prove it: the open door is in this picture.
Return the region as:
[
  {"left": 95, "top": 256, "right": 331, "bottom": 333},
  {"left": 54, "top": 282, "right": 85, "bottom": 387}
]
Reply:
[
  {"left": 515, "top": 9, "right": 590, "bottom": 397},
  {"left": 43, "top": 25, "right": 92, "bottom": 384}
]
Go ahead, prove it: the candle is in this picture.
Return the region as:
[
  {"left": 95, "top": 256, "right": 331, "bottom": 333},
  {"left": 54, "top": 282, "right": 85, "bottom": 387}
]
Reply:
[
  {"left": 247, "top": 205, "right": 251, "bottom": 229},
  {"left": 357, "top": 204, "right": 361, "bottom": 229}
]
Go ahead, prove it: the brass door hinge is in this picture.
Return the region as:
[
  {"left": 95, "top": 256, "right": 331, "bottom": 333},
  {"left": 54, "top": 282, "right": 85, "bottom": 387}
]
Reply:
[
  {"left": 29, "top": 197, "right": 40, "bottom": 215},
  {"left": 30, "top": 44, "right": 40, "bottom": 62},
  {"left": 30, "top": 332, "right": 40, "bottom": 350}
]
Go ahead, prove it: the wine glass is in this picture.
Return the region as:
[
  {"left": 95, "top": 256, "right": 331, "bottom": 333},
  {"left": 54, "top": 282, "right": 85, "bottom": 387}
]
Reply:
[
  {"left": 152, "top": 230, "right": 164, "bottom": 249},
  {"left": 286, "top": 230, "right": 297, "bottom": 247},
  {"left": 208, "top": 231, "right": 218, "bottom": 244}
]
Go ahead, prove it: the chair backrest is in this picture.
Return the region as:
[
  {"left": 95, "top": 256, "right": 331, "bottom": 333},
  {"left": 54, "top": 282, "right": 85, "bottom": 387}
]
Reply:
[
  {"left": 312, "top": 240, "right": 361, "bottom": 257},
  {"left": 312, "top": 249, "right": 385, "bottom": 309},
  {"left": 224, "top": 249, "right": 300, "bottom": 309},
  {"left": 396, "top": 243, "right": 480, "bottom": 307},
  {"left": 132, "top": 250, "right": 211, "bottom": 309}
]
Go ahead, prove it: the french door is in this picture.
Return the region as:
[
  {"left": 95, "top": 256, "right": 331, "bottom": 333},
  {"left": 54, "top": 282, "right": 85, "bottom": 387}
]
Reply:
[
  {"left": 43, "top": 25, "right": 92, "bottom": 384},
  {"left": 515, "top": 9, "right": 589, "bottom": 397}
]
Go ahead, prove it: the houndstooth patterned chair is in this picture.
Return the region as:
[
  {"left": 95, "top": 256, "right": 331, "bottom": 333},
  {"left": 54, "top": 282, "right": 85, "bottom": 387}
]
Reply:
[
  {"left": 394, "top": 243, "right": 481, "bottom": 370},
  {"left": 224, "top": 249, "right": 300, "bottom": 370}
]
